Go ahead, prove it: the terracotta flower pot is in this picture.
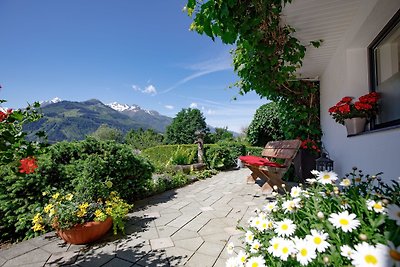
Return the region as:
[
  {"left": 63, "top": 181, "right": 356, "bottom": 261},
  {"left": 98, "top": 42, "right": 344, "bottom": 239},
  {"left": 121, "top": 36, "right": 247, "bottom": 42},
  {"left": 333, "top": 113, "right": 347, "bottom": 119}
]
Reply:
[
  {"left": 344, "top": 117, "right": 367, "bottom": 136},
  {"left": 57, "top": 217, "right": 112, "bottom": 245}
]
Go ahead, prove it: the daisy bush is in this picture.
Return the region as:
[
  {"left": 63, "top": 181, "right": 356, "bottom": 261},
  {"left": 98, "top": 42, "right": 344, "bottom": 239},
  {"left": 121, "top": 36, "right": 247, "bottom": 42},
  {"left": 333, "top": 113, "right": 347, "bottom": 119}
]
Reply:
[{"left": 227, "top": 168, "right": 400, "bottom": 267}]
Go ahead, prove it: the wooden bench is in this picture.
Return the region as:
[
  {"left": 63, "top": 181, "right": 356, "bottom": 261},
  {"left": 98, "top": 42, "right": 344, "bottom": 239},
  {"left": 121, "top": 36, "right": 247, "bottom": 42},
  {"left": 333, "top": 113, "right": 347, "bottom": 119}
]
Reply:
[{"left": 239, "top": 140, "right": 301, "bottom": 194}]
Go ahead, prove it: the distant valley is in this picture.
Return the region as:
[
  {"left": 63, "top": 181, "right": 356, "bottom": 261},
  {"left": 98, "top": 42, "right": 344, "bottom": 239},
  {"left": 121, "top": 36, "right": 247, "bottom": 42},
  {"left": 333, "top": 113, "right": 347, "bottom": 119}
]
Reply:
[{"left": 24, "top": 98, "right": 173, "bottom": 143}]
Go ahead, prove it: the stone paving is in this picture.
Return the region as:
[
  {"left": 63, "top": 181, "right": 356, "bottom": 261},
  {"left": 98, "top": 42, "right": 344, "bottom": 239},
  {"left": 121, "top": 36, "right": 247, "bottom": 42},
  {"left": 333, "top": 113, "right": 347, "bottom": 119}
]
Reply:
[{"left": 0, "top": 168, "right": 276, "bottom": 267}]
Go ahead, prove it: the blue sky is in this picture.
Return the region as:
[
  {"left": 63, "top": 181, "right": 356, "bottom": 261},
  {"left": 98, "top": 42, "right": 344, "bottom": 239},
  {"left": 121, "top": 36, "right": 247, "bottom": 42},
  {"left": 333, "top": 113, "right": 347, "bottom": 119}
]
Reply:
[{"left": 0, "top": 0, "right": 267, "bottom": 132}]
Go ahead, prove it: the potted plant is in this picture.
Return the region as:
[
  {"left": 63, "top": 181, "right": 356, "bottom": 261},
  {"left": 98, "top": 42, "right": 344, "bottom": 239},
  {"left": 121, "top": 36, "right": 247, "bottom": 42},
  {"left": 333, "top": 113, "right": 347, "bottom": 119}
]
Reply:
[
  {"left": 293, "top": 138, "right": 321, "bottom": 182},
  {"left": 328, "top": 92, "right": 380, "bottom": 135},
  {"left": 32, "top": 181, "right": 131, "bottom": 244}
]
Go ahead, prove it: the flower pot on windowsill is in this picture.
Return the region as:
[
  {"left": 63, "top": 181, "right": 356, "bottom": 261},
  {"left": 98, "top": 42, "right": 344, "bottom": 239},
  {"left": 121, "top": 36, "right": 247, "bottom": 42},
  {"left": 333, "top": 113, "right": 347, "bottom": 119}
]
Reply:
[
  {"left": 56, "top": 217, "right": 113, "bottom": 245},
  {"left": 344, "top": 117, "right": 367, "bottom": 136}
]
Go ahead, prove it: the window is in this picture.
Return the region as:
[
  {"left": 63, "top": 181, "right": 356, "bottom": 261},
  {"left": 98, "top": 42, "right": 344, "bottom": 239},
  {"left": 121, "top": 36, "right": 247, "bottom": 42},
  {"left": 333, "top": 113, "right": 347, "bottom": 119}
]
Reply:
[{"left": 369, "top": 9, "right": 400, "bottom": 130}]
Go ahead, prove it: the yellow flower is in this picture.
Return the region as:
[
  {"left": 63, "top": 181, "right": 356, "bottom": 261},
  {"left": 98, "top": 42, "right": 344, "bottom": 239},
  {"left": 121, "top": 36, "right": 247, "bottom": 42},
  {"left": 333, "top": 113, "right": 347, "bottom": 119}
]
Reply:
[
  {"left": 32, "top": 223, "right": 44, "bottom": 232},
  {"left": 44, "top": 204, "right": 54, "bottom": 213},
  {"left": 42, "top": 192, "right": 47, "bottom": 196},
  {"left": 76, "top": 209, "right": 87, "bottom": 217},
  {"left": 52, "top": 192, "right": 60, "bottom": 200},
  {"left": 48, "top": 208, "right": 56, "bottom": 218},
  {"left": 32, "top": 213, "right": 43, "bottom": 224},
  {"left": 105, "top": 181, "right": 113, "bottom": 188},
  {"left": 65, "top": 193, "right": 73, "bottom": 201},
  {"left": 106, "top": 207, "right": 113, "bottom": 215},
  {"left": 79, "top": 202, "right": 90, "bottom": 210}
]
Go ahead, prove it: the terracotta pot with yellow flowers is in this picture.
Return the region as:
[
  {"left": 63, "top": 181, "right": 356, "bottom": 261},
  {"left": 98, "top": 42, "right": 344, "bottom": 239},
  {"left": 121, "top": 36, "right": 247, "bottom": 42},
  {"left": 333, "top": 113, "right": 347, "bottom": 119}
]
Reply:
[{"left": 32, "top": 180, "right": 131, "bottom": 244}]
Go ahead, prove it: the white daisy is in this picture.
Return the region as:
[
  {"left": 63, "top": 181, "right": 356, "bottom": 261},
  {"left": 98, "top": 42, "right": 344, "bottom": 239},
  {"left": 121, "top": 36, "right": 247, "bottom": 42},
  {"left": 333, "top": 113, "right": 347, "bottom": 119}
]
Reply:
[
  {"left": 245, "top": 255, "right": 266, "bottom": 267},
  {"left": 251, "top": 216, "right": 262, "bottom": 229},
  {"left": 274, "top": 219, "right": 296, "bottom": 237},
  {"left": 311, "top": 170, "right": 320, "bottom": 176},
  {"left": 294, "top": 238, "right": 317, "bottom": 266},
  {"left": 387, "top": 204, "right": 400, "bottom": 226},
  {"left": 340, "top": 244, "right": 354, "bottom": 260},
  {"left": 250, "top": 239, "right": 261, "bottom": 253},
  {"left": 306, "top": 229, "right": 330, "bottom": 253},
  {"left": 340, "top": 178, "right": 351, "bottom": 187},
  {"left": 258, "top": 218, "right": 273, "bottom": 231},
  {"left": 236, "top": 250, "right": 248, "bottom": 265},
  {"left": 278, "top": 238, "right": 295, "bottom": 261},
  {"left": 282, "top": 198, "right": 301, "bottom": 214},
  {"left": 263, "top": 201, "right": 277, "bottom": 213},
  {"left": 268, "top": 236, "right": 284, "bottom": 257},
  {"left": 366, "top": 200, "right": 386, "bottom": 214},
  {"left": 245, "top": 231, "right": 254, "bottom": 244},
  {"left": 305, "top": 178, "right": 317, "bottom": 184},
  {"left": 290, "top": 186, "right": 302, "bottom": 198},
  {"left": 226, "top": 256, "right": 239, "bottom": 267},
  {"left": 317, "top": 171, "right": 338, "bottom": 184},
  {"left": 328, "top": 210, "right": 360, "bottom": 232},
  {"left": 388, "top": 241, "right": 400, "bottom": 267},
  {"left": 258, "top": 212, "right": 268, "bottom": 220},
  {"left": 351, "top": 242, "right": 390, "bottom": 267},
  {"left": 226, "top": 242, "right": 234, "bottom": 255}
]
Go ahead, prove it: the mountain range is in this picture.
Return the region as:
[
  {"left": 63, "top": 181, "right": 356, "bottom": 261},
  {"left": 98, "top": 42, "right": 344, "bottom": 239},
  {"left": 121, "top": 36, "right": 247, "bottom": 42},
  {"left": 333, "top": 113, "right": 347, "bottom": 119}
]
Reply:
[{"left": 24, "top": 98, "right": 173, "bottom": 143}]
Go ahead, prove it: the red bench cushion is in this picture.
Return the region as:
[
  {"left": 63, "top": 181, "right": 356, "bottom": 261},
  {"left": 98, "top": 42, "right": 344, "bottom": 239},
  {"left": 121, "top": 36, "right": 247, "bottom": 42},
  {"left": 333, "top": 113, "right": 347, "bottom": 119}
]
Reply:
[{"left": 239, "top": 155, "right": 285, "bottom": 168}]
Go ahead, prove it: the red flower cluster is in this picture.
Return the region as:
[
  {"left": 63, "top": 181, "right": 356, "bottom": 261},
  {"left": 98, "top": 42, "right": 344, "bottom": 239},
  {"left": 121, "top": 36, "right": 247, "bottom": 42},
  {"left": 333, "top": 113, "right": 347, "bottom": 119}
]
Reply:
[
  {"left": 0, "top": 108, "right": 13, "bottom": 122},
  {"left": 19, "top": 157, "right": 38, "bottom": 174},
  {"left": 298, "top": 138, "right": 321, "bottom": 153},
  {"left": 328, "top": 92, "right": 380, "bottom": 124}
]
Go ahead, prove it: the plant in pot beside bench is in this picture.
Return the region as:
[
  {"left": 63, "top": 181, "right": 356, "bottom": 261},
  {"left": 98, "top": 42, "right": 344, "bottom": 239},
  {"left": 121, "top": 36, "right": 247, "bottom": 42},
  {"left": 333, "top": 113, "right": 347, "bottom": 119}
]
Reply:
[{"left": 32, "top": 181, "right": 131, "bottom": 244}]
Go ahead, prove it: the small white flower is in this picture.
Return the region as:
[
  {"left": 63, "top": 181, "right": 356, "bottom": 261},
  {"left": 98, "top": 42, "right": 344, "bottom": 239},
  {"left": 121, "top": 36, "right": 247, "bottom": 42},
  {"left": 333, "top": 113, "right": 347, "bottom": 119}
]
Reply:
[
  {"left": 282, "top": 198, "right": 301, "bottom": 213},
  {"left": 236, "top": 250, "right": 248, "bottom": 265},
  {"left": 226, "top": 242, "right": 234, "bottom": 255},
  {"left": 311, "top": 170, "right": 320, "bottom": 176},
  {"left": 387, "top": 204, "right": 400, "bottom": 226},
  {"left": 340, "top": 178, "right": 351, "bottom": 187},
  {"left": 317, "top": 171, "right": 338, "bottom": 184},
  {"left": 263, "top": 201, "right": 277, "bottom": 213},
  {"left": 274, "top": 219, "right": 296, "bottom": 237},
  {"left": 306, "top": 178, "right": 317, "bottom": 184},
  {"left": 290, "top": 186, "right": 302, "bottom": 198},
  {"left": 245, "top": 255, "right": 266, "bottom": 267},
  {"left": 268, "top": 236, "right": 284, "bottom": 257},
  {"left": 251, "top": 216, "right": 262, "bottom": 229},
  {"left": 278, "top": 239, "right": 295, "bottom": 261},
  {"left": 351, "top": 242, "right": 390, "bottom": 267},
  {"left": 366, "top": 199, "right": 386, "bottom": 213},
  {"left": 258, "top": 218, "right": 273, "bottom": 231},
  {"left": 306, "top": 229, "right": 330, "bottom": 253},
  {"left": 294, "top": 238, "right": 317, "bottom": 266},
  {"left": 250, "top": 239, "right": 261, "bottom": 253},
  {"left": 328, "top": 210, "right": 360, "bottom": 232},
  {"left": 245, "top": 231, "right": 254, "bottom": 244},
  {"left": 340, "top": 244, "right": 354, "bottom": 260},
  {"left": 226, "top": 256, "right": 239, "bottom": 267},
  {"left": 317, "top": 211, "right": 324, "bottom": 219}
]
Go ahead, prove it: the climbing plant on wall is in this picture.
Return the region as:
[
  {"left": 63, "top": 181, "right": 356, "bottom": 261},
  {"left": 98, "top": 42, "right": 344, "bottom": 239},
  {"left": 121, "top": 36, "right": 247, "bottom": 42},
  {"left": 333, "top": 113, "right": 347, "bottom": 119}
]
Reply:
[{"left": 185, "top": 0, "right": 322, "bottom": 145}]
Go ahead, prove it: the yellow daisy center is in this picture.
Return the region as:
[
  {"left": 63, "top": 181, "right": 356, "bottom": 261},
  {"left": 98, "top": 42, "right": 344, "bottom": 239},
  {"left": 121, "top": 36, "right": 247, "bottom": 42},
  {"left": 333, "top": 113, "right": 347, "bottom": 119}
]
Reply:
[
  {"left": 314, "top": 236, "right": 322, "bottom": 245},
  {"left": 301, "top": 248, "right": 308, "bottom": 256},
  {"left": 323, "top": 174, "right": 330, "bottom": 180},
  {"left": 274, "top": 243, "right": 279, "bottom": 250},
  {"left": 364, "top": 254, "right": 378, "bottom": 264},
  {"left": 373, "top": 203, "right": 382, "bottom": 209},
  {"left": 252, "top": 263, "right": 258, "bottom": 267},
  {"left": 282, "top": 224, "right": 288, "bottom": 230},
  {"left": 339, "top": 218, "right": 349, "bottom": 225},
  {"left": 240, "top": 256, "right": 246, "bottom": 262},
  {"left": 282, "top": 247, "right": 289, "bottom": 254}
]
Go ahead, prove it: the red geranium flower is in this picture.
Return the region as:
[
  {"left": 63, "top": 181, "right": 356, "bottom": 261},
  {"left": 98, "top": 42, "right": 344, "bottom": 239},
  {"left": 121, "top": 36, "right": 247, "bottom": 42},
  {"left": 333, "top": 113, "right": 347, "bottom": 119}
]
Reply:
[
  {"left": 0, "top": 108, "right": 12, "bottom": 122},
  {"left": 340, "top": 97, "right": 353, "bottom": 103},
  {"left": 19, "top": 157, "right": 38, "bottom": 174}
]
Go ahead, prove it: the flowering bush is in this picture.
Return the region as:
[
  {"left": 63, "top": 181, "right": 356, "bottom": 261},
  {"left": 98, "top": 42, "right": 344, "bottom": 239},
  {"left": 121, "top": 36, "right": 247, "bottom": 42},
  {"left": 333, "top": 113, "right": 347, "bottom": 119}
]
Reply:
[
  {"left": 328, "top": 92, "right": 380, "bottom": 124},
  {"left": 226, "top": 168, "right": 400, "bottom": 267},
  {"left": 298, "top": 138, "right": 321, "bottom": 155},
  {"left": 32, "top": 181, "right": 131, "bottom": 235}
]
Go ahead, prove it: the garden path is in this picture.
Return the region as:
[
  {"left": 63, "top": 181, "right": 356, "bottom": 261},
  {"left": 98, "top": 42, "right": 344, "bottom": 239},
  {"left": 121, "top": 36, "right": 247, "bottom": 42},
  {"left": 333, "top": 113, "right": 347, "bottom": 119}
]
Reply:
[{"left": 0, "top": 168, "right": 276, "bottom": 267}]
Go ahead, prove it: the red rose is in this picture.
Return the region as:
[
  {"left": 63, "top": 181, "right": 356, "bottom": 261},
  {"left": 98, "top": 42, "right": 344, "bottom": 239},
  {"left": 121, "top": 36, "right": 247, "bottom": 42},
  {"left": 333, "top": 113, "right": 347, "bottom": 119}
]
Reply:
[
  {"left": 355, "top": 102, "right": 372, "bottom": 110},
  {"left": 19, "top": 157, "right": 38, "bottom": 174},
  {"left": 338, "top": 104, "right": 350, "bottom": 114}
]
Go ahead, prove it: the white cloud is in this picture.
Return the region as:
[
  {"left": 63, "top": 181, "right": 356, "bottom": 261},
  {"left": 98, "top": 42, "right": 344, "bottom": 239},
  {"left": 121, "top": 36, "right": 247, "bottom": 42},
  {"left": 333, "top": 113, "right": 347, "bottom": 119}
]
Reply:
[
  {"left": 189, "top": 102, "right": 198, "bottom": 108},
  {"left": 206, "top": 109, "right": 215, "bottom": 115},
  {"left": 165, "top": 105, "right": 174, "bottom": 110},
  {"left": 160, "top": 51, "right": 233, "bottom": 94},
  {"left": 132, "top": 84, "right": 157, "bottom": 95}
]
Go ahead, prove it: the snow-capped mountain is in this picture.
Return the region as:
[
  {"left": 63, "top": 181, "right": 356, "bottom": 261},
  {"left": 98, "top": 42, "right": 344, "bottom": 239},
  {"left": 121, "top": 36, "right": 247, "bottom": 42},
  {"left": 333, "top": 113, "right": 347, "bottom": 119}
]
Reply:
[
  {"left": 106, "top": 102, "right": 141, "bottom": 112},
  {"left": 40, "top": 97, "right": 62, "bottom": 107}
]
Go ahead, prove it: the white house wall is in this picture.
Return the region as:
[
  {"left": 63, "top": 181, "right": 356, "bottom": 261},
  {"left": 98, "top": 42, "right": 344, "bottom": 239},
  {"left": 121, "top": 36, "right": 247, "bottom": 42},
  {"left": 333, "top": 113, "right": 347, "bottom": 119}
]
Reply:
[{"left": 320, "top": 0, "right": 400, "bottom": 182}]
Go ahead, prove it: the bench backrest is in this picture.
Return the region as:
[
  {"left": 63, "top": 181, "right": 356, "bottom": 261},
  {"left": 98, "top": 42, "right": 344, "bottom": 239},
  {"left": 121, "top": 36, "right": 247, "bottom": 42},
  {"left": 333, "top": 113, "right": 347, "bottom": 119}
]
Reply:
[{"left": 261, "top": 140, "right": 301, "bottom": 160}]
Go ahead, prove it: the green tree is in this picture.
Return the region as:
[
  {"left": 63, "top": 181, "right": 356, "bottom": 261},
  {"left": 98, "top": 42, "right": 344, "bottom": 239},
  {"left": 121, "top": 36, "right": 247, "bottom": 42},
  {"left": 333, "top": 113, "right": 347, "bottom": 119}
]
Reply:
[
  {"left": 90, "top": 124, "right": 123, "bottom": 143},
  {"left": 208, "top": 127, "right": 234, "bottom": 143},
  {"left": 247, "top": 102, "right": 284, "bottom": 147},
  {"left": 165, "top": 108, "right": 209, "bottom": 144},
  {"left": 125, "top": 128, "right": 163, "bottom": 150}
]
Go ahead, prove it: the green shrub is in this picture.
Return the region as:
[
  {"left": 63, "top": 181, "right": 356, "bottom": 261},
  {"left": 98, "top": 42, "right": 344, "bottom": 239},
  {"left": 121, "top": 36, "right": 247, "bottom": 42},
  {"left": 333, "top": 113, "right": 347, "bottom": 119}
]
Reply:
[
  {"left": 169, "top": 145, "right": 196, "bottom": 165},
  {"left": 142, "top": 144, "right": 198, "bottom": 170},
  {"left": 245, "top": 146, "right": 263, "bottom": 156},
  {"left": 204, "top": 142, "right": 246, "bottom": 170}
]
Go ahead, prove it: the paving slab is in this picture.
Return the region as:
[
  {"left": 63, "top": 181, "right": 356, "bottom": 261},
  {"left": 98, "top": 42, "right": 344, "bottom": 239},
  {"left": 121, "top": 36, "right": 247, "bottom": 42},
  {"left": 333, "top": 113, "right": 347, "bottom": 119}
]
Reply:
[{"left": 0, "top": 168, "right": 277, "bottom": 267}]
